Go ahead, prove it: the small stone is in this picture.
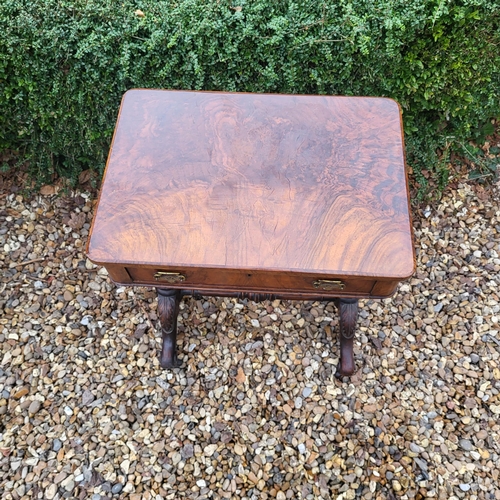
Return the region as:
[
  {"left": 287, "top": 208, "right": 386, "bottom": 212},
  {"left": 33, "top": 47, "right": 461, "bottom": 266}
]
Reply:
[
  {"left": 53, "top": 439, "right": 63, "bottom": 452},
  {"left": 134, "top": 323, "right": 147, "bottom": 339},
  {"left": 63, "top": 406, "right": 73, "bottom": 416},
  {"left": 302, "top": 387, "right": 312, "bottom": 398},
  {"left": 156, "top": 376, "right": 170, "bottom": 391},
  {"left": 80, "top": 315, "right": 92, "bottom": 325},
  {"left": 28, "top": 400, "right": 42, "bottom": 415},
  {"left": 213, "top": 386, "right": 224, "bottom": 398},
  {"left": 434, "top": 302, "right": 443, "bottom": 313},
  {"left": 182, "top": 444, "right": 194, "bottom": 459},
  {"left": 460, "top": 484, "right": 471, "bottom": 492},
  {"left": 11, "top": 461, "right": 22, "bottom": 471},
  {"left": 294, "top": 397, "right": 303, "bottom": 409},
  {"left": 476, "top": 430, "right": 488, "bottom": 440},
  {"left": 459, "top": 439, "right": 473, "bottom": 451},
  {"left": 470, "top": 353, "right": 480, "bottom": 364},
  {"left": 298, "top": 443, "right": 306, "bottom": 454},
  {"left": 61, "top": 475, "right": 75, "bottom": 492},
  {"left": 101, "top": 482, "right": 113, "bottom": 493},
  {"left": 45, "top": 484, "right": 58, "bottom": 500},
  {"left": 112, "top": 484, "right": 124, "bottom": 494},
  {"left": 392, "top": 480, "right": 402, "bottom": 492},
  {"left": 63, "top": 290, "right": 74, "bottom": 301},
  {"left": 54, "top": 471, "right": 67, "bottom": 484},
  {"left": 204, "top": 444, "right": 218, "bottom": 456},
  {"left": 13, "top": 387, "right": 29, "bottom": 399},
  {"left": 414, "top": 457, "right": 428, "bottom": 475},
  {"left": 235, "top": 367, "right": 246, "bottom": 384},
  {"left": 196, "top": 479, "right": 207, "bottom": 488},
  {"left": 410, "top": 443, "right": 423, "bottom": 454},
  {"left": 248, "top": 471, "right": 259, "bottom": 484},
  {"left": 82, "top": 390, "right": 95, "bottom": 406},
  {"left": 121, "top": 459, "right": 130, "bottom": 474}
]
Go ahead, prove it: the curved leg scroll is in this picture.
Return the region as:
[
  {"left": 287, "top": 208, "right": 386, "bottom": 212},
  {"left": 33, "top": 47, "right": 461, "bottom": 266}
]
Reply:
[
  {"left": 157, "top": 289, "right": 182, "bottom": 369},
  {"left": 335, "top": 298, "right": 359, "bottom": 378}
]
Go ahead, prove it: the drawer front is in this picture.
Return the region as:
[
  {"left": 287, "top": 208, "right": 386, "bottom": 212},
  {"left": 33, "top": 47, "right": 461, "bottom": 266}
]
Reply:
[{"left": 125, "top": 266, "right": 375, "bottom": 295}]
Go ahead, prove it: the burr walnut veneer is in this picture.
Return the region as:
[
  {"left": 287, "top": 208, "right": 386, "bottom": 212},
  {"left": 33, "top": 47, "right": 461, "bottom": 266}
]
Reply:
[{"left": 87, "top": 89, "right": 415, "bottom": 377}]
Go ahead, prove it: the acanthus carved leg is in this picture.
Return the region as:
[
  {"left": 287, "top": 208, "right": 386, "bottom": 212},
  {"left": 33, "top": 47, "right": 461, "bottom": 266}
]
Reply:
[
  {"left": 157, "top": 289, "right": 182, "bottom": 369},
  {"left": 334, "top": 298, "right": 359, "bottom": 378}
]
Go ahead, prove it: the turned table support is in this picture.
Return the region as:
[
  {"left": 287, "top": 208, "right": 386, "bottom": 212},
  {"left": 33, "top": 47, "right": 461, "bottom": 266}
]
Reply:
[
  {"left": 157, "top": 289, "right": 182, "bottom": 369},
  {"left": 156, "top": 289, "right": 359, "bottom": 377},
  {"left": 334, "top": 298, "right": 359, "bottom": 378}
]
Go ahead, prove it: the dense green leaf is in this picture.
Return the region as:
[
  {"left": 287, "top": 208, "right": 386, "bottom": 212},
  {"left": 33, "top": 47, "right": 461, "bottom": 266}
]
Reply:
[{"left": 0, "top": 0, "right": 499, "bottom": 193}]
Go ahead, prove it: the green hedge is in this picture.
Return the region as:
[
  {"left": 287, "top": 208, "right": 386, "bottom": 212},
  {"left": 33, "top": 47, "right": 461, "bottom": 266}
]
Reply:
[{"left": 1, "top": 0, "right": 499, "bottom": 193}]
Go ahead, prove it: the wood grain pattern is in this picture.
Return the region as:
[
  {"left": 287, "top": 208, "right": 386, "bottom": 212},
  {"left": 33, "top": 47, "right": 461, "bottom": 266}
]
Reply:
[
  {"left": 87, "top": 89, "right": 415, "bottom": 286},
  {"left": 103, "top": 263, "right": 400, "bottom": 298},
  {"left": 126, "top": 265, "right": 375, "bottom": 294}
]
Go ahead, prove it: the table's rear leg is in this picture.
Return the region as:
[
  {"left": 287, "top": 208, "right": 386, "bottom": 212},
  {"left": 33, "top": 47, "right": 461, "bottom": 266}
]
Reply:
[
  {"left": 157, "top": 289, "right": 182, "bottom": 368},
  {"left": 335, "top": 298, "right": 359, "bottom": 378}
]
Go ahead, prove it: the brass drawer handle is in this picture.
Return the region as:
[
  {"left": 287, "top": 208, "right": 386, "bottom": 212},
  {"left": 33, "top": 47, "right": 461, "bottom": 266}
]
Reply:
[
  {"left": 154, "top": 272, "right": 186, "bottom": 284},
  {"left": 313, "top": 279, "right": 345, "bottom": 291}
]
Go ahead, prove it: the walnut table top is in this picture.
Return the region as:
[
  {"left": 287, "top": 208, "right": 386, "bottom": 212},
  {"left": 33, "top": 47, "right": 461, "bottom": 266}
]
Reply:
[{"left": 87, "top": 89, "right": 414, "bottom": 297}]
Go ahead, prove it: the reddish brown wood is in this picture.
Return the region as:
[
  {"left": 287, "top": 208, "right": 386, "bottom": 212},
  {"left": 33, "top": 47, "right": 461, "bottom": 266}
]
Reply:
[
  {"left": 125, "top": 265, "right": 376, "bottom": 295},
  {"left": 87, "top": 89, "right": 415, "bottom": 291},
  {"left": 335, "top": 298, "right": 359, "bottom": 378},
  {"left": 103, "top": 264, "right": 400, "bottom": 299},
  {"left": 157, "top": 289, "right": 182, "bottom": 368}
]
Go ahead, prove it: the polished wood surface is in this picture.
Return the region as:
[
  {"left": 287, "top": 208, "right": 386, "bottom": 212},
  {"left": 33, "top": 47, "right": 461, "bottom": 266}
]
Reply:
[
  {"left": 87, "top": 90, "right": 415, "bottom": 285},
  {"left": 126, "top": 265, "right": 376, "bottom": 294}
]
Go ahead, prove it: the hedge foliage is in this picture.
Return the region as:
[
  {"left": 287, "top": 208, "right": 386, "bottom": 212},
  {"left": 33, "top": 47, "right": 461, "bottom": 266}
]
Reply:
[{"left": 1, "top": 0, "right": 499, "bottom": 193}]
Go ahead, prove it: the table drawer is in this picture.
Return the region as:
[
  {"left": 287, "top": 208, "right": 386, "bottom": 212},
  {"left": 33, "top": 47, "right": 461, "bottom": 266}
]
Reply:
[{"left": 125, "top": 266, "right": 375, "bottom": 294}]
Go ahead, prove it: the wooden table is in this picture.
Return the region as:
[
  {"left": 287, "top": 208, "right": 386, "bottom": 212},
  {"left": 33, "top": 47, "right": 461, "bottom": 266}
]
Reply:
[{"left": 87, "top": 89, "right": 415, "bottom": 377}]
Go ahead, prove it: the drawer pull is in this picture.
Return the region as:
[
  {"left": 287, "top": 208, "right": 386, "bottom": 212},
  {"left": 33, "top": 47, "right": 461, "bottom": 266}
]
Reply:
[
  {"left": 313, "top": 279, "right": 345, "bottom": 291},
  {"left": 154, "top": 272, "right": 186, "bottom": 283}
]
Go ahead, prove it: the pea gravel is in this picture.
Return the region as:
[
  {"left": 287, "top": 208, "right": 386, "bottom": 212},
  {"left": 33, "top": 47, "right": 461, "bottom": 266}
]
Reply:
[{"left": 1, "top": 176, "right": 500, "bottom": 500}]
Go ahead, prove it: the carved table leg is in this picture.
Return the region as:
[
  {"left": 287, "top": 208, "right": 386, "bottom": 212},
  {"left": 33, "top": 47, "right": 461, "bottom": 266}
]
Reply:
[
  {"left": 334, "top": 298, "right": 359, "bottom": 378},
  {"left": 157, "top": 289, "right": 182, "bottom": 369}
]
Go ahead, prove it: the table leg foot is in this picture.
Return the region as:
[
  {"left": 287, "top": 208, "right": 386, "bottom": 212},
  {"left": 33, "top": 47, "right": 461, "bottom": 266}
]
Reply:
[
  {"left": 157, "top": 289, "right": 182, "bottom": 369},
  {"left": 335, "top": 298, "right": 358, "bottom": 378}
]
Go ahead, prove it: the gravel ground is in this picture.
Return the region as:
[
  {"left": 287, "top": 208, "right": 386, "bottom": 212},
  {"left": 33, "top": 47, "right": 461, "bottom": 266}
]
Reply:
[{"left": 0, "top": 175, "right": 500, "bottom": 500}]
